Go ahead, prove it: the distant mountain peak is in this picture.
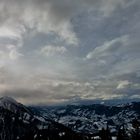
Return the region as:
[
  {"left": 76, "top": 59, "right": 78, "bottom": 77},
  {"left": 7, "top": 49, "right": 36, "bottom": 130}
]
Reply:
[
  {"left": 0, "top": 96, "right": 20, "bottom": 108},
  {"left": 0, "top": 96, "right": 32, "bottom": 115},
  {"left": 0, "top": 96, "right": 18, "bottom": 104}
]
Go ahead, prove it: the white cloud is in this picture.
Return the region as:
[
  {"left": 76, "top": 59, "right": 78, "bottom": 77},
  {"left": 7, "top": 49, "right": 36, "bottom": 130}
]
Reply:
[
  {"left": 0, "top": 45, "right": 23, "bottom": 62},
  {"left": 0, "top": 0, "right": 80, "bottom": 46},
  {"left": 130, "top": 94, "right": 140, "bottom": 99},
  {"left": 41, "top": 45, "right": 67, "bottom": 57},
  {"left": 0, "top": 0, "right": 129, "bottom": 48},
  {"left": 8, "top": 47, "right": 23, "bottom": 60},
  {"left": 86, "top": 35, "right": 129, "bottom": 60},
  {"left": 0, "top": 26, "right": 20, "bottom": 39},
  {"left": 116, "top": 80, "right": 130, "bottom": 89}
]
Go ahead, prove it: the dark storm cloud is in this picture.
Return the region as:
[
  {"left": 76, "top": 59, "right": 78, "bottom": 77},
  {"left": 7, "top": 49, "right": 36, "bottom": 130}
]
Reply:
[{"left": 0, "top": 0, "right": 139, "bottom": 104}]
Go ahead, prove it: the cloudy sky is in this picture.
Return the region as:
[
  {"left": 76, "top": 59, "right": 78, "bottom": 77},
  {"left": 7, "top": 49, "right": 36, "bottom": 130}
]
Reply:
[{"left": 0, "top": 0, "right": 140, "bottom": 105}]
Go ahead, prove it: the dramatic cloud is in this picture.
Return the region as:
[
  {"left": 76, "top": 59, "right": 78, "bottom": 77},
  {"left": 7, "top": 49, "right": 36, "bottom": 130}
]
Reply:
[
  {"left": 0, "top": 0, "right": 139, "bottom": 104},
  {"left": 86, "top": 35, "right": 129, "bottom": 60},
  {"left": 116, "top": 80, "right": 131, "bottom": 89}
]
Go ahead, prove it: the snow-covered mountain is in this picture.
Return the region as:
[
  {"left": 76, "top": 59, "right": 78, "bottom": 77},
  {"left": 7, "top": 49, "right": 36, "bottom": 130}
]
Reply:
[
  {"left": 0, "top": 96, "right": 140, "bottom": 139},
  {"left": 31, "top": 102, "right": 140, "bottom": 135},
  {"left": 0, "top": 97, "right": 83, "bottom": 140}
]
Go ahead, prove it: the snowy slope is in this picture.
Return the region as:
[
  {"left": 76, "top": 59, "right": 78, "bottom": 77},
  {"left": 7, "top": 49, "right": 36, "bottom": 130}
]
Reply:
[{"left": 32, "top": 102, "right": 140, "bottom": 134}]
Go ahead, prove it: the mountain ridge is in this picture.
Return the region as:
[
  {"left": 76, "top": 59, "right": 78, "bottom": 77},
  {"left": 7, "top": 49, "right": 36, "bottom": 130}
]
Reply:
[
  {"left": 0, "top": 96, "right": 84, "bottom": 140},
  {"left": 31, "top": 101, "right": 140, "bottom": 135}
]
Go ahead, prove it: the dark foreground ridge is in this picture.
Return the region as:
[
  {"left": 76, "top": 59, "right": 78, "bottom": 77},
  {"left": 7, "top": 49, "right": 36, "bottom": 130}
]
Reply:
[
  {"left": 0, "top": 96, "right": 140, "bottom": 140},
  {"left": 0, "top": 97, "right": 84, "bottom": 140}
]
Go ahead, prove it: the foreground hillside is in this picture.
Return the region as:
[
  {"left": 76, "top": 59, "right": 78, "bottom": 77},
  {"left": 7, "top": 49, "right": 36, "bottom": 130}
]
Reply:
[{"left": 0, "top": 97, "right": 84, "bottom": 140}]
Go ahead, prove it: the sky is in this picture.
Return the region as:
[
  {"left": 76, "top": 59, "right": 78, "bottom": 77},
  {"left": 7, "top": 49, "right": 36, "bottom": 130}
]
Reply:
[{"left": 0, "top": 0, "right": 140, "bottom": 105}]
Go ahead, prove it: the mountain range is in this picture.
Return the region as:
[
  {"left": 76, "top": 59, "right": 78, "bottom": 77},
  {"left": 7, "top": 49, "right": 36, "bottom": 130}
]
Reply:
[
  {"left": 0, "top": 96, "right": 140, "bottom": 140},
  {"left": 30, "top": 101, "right": 140, "bottom": 137}
]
